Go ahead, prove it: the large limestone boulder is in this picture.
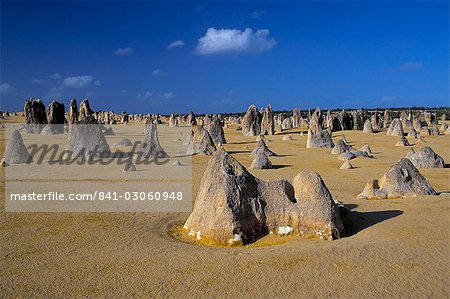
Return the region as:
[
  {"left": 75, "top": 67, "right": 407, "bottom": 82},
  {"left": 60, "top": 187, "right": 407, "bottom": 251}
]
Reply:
[
  {"left": 168, "top": 113, "right": 179, "bottom": 127},
  {"left": 183, "top": 149, "right": 344, "bottom": 245},
  {"left": 187, "top": 111, "right": 197, "bottom": 126},
  {"left": 138, "top": 123, "right": 168, "bottom": 158},
  {"left": 309, "top": 108, "right": 323, "bottom": 134},
  {"left": 250, "top": 152, "right": 272, "bottom": 169},
  {"left": 2, "top": 130, "right": 32, "bottom": 164},
  {"left": 386, "top": 118, "right": 404, "bottom": 136},
  {"left": 24, "top": 98, "right": 48, "bottom": 133},
  {"left": 186, "top": 126, "right": 216, "bottom": 155},
  {"left": 261, "top": 105, "right": 275, "bottom": 135},
  {"left": 207, "top": 116, "right": 227, "bottom": 145},
  {"left": 362, "top": 119, "right": 373, "bottom": 133},
  {"left": 383, "top": 110, "right": 391, "bottom": 128},
  {"left": 68, "top": 99, "right": 78, "bottom": 124},
  {"left": 357, "top": 158, "right": 436, "bottom": 199},
  {"left": 306, "top": 129, "right": 334, "bottom": 148},
  {"left": 281, "top": 118, "right": 293, "bottom": 130},
  {"left": 406, "top": 147, "right": 444, "bottom": 168},
  {"left": 45, "top": 101, "right": 66, "bottom": 134},
  {"left": 79, "top": 99, "right": 93, "bottom": 121},
  {"left": 251, "top": 139, "right": 276, "bottom": 157},
  {"left": 331, "top": 139, "right": 350, "bottom": 154},
  {"left": 292, "top": 108, "right": 301, "bottom": 128},
  {"left": 242, "top": 105, "right": 262, "bottom": 136},
  {"left": 395, "top": 136, "right": 411, "bottom": 147},
  {"left": 65, "top": 116, "right": 111, "bottom": 157}
]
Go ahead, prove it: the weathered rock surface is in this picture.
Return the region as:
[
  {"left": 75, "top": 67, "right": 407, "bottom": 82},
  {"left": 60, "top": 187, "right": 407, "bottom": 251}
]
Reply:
[
  {"left": 2, "top": 130, "right": 33, "bottom": 164},
  {"left": 261, "top": 105, "right": 275, "bottom": 135},
  {"left": 242, "top": 105, "right": 262, "bottom": 136},
  {"left": 68, "top": 99, "right": 78, "bottom": 124},
  {"left": 363, "top": 119, "right": 373, "bottom": 133},
  {"left": 306, "top": 129, "right": 334, "bottom": 149},
  {"left": 46, "top": 101, "right": 66, "bottom": 134},
  {"left": 282, "top": 135, "right": 293, "bottom": 141},
  {"left": 340, "top": 161, "right": 354, "bottom": 169},
  {"left": 331, "top": 139, "right": 349, "bottom": 154},
  {"left": 251, "top": 140, "right": 276, "bottom": 157},
  {"left": 183, "top": 149, "right": 344, "bottom": 245},
  {"left": 387, "top": 118, "right": 404, "bottom": 136},
  {"left": 357, "top": 158, "right": 436, "bottom": 199},
  {"left": 138, "top": 123, "right": 168, "bottom": 158},
  {"left": 250, "top": 152, "right": 272, "bottom": 169},
  {"left": 186, "top": 126, "right": 216, "bottom": 155},
  {"left": 24, "top": 98, "right": 47, "bottom": 133},
  {"left": 207, "top": 116, "right": 227, "bottom": 145},
  {"left": 79, "top": 99, "right": 93, "bottom": 121},
  {"left": 406, "top": 147, "right": 444, "bottom": 168},
  {"left": 395, "top": 136, "right": 411, "bottom": 147},
  {"left": 115, "top": 138, "right": 133, "bottom": 147},
  {"left": 65, "top": 116, "right": 111, "bottom": 157}
]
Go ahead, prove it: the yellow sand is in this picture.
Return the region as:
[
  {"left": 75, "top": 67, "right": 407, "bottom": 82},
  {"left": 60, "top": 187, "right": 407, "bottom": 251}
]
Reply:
[{"left": 1, "top": 116, "right": 449, "bottom": 298}]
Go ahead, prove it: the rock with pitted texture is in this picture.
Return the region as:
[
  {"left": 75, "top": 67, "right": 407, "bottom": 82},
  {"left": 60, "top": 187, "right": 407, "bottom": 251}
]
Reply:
[
  {"left": 68, "top": 99, "right": 78, "bottom": 124},
  {"left": 138, "top": 123, "right": 168, "bottom": 159},
  {"left": 183, "top": 149, "right": 344, "bottom": 246},
  {"left": 387, "top": 118, "right": 404, "bottom": 136},
  {"left": 250, "top": 152, "right": 272, "bottom": 169},
  {"left": 2, "top": 130, "right": 32, "bottom": 164},
  {"left": 306, "top": 129, "right": 334, "bottom": 149},
  {"left": 331, "top": 139, "right": 349, "bottom": 154},
  {"left": 261, "top": 105, "right": 275, "bottom": 135},
  {"left": 207, "top": 115, "right": 227, "bottom": 145},
  {"left": 363, "top": 119, "right": 373, "bottom": 133},
  {"left": 406, "top": 147, "right": 444, "bottom": 168},
  {"left": 242, "top": 105, "right": 262, "bottom": 136},
  {"left": 186, "top": 126, "right": 216, "bottom": 155},
  {"left": 251, "top": 139, "right": 276, "bottom": 157},
  {"left": 357, "top": 158, "right": 436, "bottom": 199},
  {"left": 395, "top": 136, "right": 411, "bottom": 147},
  {"left": 24, "top": 98, "right": 47, "bottom": 133}
]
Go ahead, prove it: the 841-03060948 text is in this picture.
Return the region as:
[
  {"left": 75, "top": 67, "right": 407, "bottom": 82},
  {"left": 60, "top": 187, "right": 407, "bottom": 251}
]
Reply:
[{"left": 9, "top": 191, "right": 185, "bottom": 201}]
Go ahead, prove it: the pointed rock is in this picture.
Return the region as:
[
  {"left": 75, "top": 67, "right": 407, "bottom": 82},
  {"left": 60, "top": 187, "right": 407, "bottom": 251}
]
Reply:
[
  {"left": 363, "top": 119, "right": 373, "bottom": 133},
  {"left": 65, "top": 116, "right": 110, "bottom": 158},
  {"left": 357, "top": 158, "right": 436, "bottom": 199},
  {"left": 306, "top": 129, "right": 334, "bottom": 148},
  {"left": 250, "top": 152, "right": 272, "bottom": 169},
  {"left": 251, "top": 139, "right": 276, "bottom": 157},
  {"left": 340, "top": 161, "right": 354, "bottom": 169},
  {"left": 360, "top": 144, "right": 372, "bottom": 154},
  {"left": 282, "top": 135, "right": 293, "bottom": 141},
  {"left": 3, "top": 130, "right": 32, "bottom": 164},
  {"left": 207, "top": 115, "right": 227, "bottom": 145},
  {"left": 338, "top": 150, "right": 356, "bottom": 161},
  {"left": 331, "top": 139, "right": 349, "bottom": 154},
  {"left": 242, "top": 105, "right": 262, "bottom": 136},
  {"left": 186, "top": 126, "right": 216, "bottom": 155},
  {"left": 115, "top": 138, "right": 133, "bottom": 147},
  {"left": 138, "top": 123, "right": 168, "bottom": 158},
  {"left": 406, "top": 146, "right": 444, "bottom": 168},
  {"left": 395, "top": 136, "right": 410, "bottom": 146},
  {"left": 387, "top": 118, "right": 404, "bottom": 136}
]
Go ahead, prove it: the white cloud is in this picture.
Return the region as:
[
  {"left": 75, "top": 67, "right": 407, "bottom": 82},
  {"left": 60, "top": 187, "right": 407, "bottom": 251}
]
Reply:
[
  {"left": 0, "top": 82, "right": 12, "bottom": 94},
  {"left": 137, "top": 91, "right": 153, "bottom": 100},
  {"left": 401, "top": 62, "right": 423, "bottom": 71},
  {"left": 251, "top": 10, "right": 266, "bottom": 19},
  {"left": 62, "top": 75, "right": 94, "bottom": 88},
  {"left": 196, "top": 27, "right": 276, "bottom": 55},
  {"left": 94, "top": 80, "right": 101, "bottom": 86},
  {"left": 30, "top": 78, "right": 44, "bottom": 84},
  {"left": 163, "top": 92, "right": 174, "bottom": 99},
  {"left": 151, "top": 69, "right": 167, "bottom": 76},
  {"left": 49, "top": 73, "right": 62, "bottom": 80},
  {"left": 114, "top": 47, "right": 134, "bottom": 56},
  {"left": 136, "top": 91, "right": 174, "bottom": 101},
  {"left": 167, "top": 40, "right": 185, "bottom": 50}
]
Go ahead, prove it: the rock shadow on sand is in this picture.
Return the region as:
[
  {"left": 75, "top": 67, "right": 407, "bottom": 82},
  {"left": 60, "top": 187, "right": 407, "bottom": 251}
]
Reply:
[{"left": 342, "top": 204, "right": 403, "bottom": 237}]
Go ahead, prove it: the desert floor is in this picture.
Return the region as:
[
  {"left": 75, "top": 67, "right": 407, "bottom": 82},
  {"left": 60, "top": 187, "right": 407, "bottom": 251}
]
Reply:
[{"left": 1, "top": 117, "right": 449, "bottom": 298}]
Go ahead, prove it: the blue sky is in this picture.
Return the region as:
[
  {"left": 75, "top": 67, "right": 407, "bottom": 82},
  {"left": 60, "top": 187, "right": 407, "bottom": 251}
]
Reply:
[{"left": 0, "top": 0, "right": 448, "bottom": 114}]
